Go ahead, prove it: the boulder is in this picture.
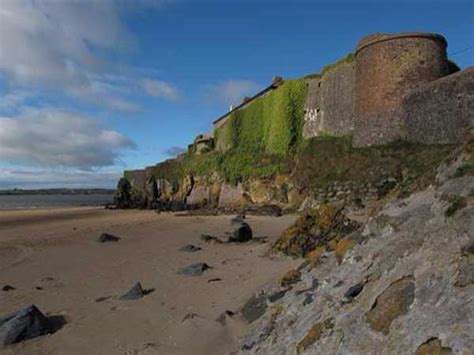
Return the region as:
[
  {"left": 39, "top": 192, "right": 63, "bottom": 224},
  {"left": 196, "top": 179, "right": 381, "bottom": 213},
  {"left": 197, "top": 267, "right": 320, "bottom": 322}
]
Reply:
[
  {"left": 229, "top": 222, "right": 253, "bottom": 243},
  {"left": 98, "top": 233, "right": 120, "bottom": 243},
  {"left": 179, "top": 263, "right": 211, "bottom": 276},
  {"left": 179, "top": 244, "right": 202, "bottom": 252},
  {"left": 0, "top": 305, "right": 53, "bottom": 346},
  {"left": 119, "top": 282, "right": 144, "bottom": 300}
]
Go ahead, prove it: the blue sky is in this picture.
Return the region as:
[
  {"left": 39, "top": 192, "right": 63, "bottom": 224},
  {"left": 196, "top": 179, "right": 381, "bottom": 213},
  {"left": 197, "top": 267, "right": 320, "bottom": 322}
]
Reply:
[{"left": 0, "top": 0, "right": 472, "bottom": 189}]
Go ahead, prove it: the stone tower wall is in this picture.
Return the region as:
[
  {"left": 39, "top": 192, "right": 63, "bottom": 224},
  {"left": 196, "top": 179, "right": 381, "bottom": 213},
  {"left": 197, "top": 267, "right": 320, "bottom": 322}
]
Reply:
[{"left": 353, "top": 33, "right": 450, "bottom": 147}]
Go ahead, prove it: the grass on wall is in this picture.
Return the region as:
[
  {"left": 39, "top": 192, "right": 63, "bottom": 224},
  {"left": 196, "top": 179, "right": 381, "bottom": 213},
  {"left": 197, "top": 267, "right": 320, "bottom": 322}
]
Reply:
[
  {"left": 304, "top": 52, "right": 355, "bottom": 79},
  {"left": 291, "top": 136, "right": 455, "bottom": 194},
  {"left": 215, "top": 78, "right": 307, "bottom": 157}
]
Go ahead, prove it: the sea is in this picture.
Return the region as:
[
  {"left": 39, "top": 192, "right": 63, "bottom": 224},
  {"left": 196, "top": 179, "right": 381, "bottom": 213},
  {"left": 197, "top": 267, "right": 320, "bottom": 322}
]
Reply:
[{"left": 0, "top": 194, "right": 114, "bottom": 210}]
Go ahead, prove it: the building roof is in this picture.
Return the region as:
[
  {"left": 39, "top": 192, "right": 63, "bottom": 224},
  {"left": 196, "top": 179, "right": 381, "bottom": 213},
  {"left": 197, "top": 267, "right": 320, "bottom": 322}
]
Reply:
[{"left": 212, "top": 81, "right": 281, "bottom": 125}]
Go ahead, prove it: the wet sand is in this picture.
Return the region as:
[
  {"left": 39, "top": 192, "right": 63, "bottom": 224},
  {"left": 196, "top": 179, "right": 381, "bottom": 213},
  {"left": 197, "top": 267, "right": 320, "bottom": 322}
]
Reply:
[{"left": 0, "top": 207, "right": 298, "bottom": 354}]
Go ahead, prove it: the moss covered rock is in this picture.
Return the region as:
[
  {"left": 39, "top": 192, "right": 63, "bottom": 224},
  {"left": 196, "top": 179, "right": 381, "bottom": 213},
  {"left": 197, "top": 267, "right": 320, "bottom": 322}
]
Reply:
[{"left": 272, "top": 204, "right": 360, "bottom": 257}]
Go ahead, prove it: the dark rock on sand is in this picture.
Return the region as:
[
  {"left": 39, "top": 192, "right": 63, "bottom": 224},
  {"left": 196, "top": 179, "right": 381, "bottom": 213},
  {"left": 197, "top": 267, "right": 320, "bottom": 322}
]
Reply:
[
  {"left": 179, "top": 263, "right": 211, "bottom": 276},
  {"left": 228, "top": 222, "right": 253, "bottom": 243},
  {"left": 179, "top": 244, "right": 202, "bottom": 252},
  {"left": 95, "top": 296, "right": 112, "bottom": 303},
  {"left": 216, "top": 310, "right": 235, "bottom": 325},
  {"left": 200, "top": 234, "right": 222, "bottom": 244},
  {"left": 241, "top": 294, "right": 267, "bottom": 323},
  {"left": 0, "top": 305, "right": 53, "bottom": 346},
  {"left": 207, "top": 278, "right": 222, "bottom": 283},
  {"left": 98, "top": 233, "right": 121, "bottom": 243},
  {"left": 2, "top": 285, "right": 15, "bottom": 292},
  {"left": 120, "top": 282, "right": 144, "bottom": 300},
  {"left": 181, "top": 313, "right": 199, "bottom": 322}
]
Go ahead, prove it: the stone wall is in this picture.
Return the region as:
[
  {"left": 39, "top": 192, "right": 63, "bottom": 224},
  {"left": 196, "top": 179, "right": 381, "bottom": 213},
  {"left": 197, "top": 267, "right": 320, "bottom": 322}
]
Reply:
[
  {"left": 403, "top": 67, "right": 474, "bottom": 144},
  {"left": 303, "top": 61, "right": 355, "bottom": 138},
  {"left": 353, "top": 33, "right": 450, "bottom": 147}
]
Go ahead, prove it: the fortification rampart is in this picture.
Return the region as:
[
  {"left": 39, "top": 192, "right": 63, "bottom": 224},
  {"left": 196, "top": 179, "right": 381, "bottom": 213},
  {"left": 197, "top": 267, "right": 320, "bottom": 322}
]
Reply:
[
  {"left": 303, "top": 60, "right": 355, "bottom": 138},
  {"left": 353, "top": 32, "right": 450, "bottom": 147},
  {"left": 403, "top": 67, "right": 474, "bottom": 144}
]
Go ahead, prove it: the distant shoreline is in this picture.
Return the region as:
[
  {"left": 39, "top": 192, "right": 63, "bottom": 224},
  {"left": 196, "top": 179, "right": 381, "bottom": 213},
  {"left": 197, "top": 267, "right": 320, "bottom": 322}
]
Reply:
[
  {"left": 0, "top": 192, "right": 114, "bottom": 210},
  {"left": 0, "top": 188, "right": 115, "bottom": 196}
]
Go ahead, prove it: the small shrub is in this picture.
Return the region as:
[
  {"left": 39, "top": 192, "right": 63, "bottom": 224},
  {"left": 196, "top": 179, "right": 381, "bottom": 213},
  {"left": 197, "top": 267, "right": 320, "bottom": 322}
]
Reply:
[
  {"left": 454, "top": 163, "right": 473, "bottom": 178},
  {"left": 445, "top": 196, "right": 467, "bottom": 217}
]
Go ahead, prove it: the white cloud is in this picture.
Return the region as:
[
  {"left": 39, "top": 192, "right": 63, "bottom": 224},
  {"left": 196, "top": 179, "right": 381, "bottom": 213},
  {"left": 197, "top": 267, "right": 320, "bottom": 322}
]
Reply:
[
  {"left": 0, "top": 0, "right": 176, "bottom": 111},
  {"left": 0, "top": 108, "right": 135, "bottom": 170},
  {"left": 142, "top": 79, "right": 179, "bottom": 100},
  {"left": 203, "top": 80, "right": 261, "bottom": 106},
  {"left": 0, "top": 0, "right": 128, "bottom": 87}
]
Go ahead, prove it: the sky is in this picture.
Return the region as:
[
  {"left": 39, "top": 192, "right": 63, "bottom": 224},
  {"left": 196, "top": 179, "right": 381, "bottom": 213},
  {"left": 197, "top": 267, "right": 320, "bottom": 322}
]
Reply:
[{"left": 0, "top": 0, "right": 472, "bottom": 189}]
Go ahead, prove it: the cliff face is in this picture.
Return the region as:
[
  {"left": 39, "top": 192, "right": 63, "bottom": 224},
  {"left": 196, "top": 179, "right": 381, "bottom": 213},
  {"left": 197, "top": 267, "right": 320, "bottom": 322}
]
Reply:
[
  {"left": 117, "top": 135, "right": 456, "bottom": 215},
  {"left": 238, "top": 133, "right": 474, "bottom": 354}
]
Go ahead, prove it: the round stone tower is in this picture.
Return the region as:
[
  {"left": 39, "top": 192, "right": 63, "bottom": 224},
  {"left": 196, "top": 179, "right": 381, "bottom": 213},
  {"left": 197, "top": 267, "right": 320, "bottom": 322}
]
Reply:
[{"left": 353, "top": 32, "right": 449, "bottom": 147}]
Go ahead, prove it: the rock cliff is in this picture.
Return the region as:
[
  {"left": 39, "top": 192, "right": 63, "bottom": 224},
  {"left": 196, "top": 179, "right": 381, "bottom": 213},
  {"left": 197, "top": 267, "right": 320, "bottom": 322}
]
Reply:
[{"left": 237, "top": 133, "right": 474, "bottom": 354}]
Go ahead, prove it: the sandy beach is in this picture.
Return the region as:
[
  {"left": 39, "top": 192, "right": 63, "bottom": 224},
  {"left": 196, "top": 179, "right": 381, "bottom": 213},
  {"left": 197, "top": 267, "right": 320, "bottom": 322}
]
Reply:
[{"left": 0, "top": 207, "right": 298, "bottom": 355}]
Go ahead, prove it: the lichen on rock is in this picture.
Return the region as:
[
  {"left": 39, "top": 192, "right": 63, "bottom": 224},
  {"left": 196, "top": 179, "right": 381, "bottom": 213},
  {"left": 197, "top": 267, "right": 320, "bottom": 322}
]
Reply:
[
  {"left": 296, "top": 318, "right": 334, "bottom": 354},
  {"left": 415, "top": 338, "right": 453, "bottom": 355},
  {"left": 272, "top": 204, "right": 360, "bottom": 258},
  {"left": 366, "top": 276, "right": 415, "bottom": 335}
]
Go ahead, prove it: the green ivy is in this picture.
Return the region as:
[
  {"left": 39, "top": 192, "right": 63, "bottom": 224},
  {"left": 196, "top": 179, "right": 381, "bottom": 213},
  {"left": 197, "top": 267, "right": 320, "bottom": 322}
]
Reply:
[{"left": 214, "top": 78, "right": 307, "bottom": 157}]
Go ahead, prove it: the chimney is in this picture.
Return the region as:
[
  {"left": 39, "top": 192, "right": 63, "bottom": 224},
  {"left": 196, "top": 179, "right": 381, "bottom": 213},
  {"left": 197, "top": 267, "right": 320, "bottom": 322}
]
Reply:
[
  {"left": 242, "top": 96, "right": 251, "bottom": 104},
  {"left": 272, "top": 76, "right": 284, "bottom": 86}
]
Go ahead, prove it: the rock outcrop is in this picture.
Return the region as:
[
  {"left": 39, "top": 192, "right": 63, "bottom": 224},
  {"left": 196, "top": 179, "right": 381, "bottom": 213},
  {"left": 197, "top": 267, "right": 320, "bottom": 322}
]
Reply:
[{"left": 239, "top": 135, "right": 474, "bottom": 354}]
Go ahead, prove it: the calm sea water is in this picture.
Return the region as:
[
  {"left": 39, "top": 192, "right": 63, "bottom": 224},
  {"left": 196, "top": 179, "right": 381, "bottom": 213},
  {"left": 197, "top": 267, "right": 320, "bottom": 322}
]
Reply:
[{"left": 0, "top": 194, "right": 114, "bottom": 210}]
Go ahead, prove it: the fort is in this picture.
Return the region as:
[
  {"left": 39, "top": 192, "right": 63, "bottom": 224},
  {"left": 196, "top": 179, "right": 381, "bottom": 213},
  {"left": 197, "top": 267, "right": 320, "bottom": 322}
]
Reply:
[{"left": 120, "top": 32, "right": 473, "bottom": 210}]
